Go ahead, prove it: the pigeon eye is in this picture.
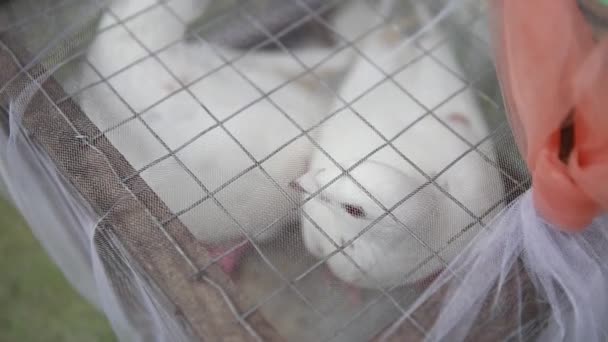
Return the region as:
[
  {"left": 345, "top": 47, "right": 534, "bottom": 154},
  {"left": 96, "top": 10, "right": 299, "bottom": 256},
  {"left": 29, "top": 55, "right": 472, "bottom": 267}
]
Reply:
[{"left": 342, "top": 203, "right": 366, "bottom": 218}]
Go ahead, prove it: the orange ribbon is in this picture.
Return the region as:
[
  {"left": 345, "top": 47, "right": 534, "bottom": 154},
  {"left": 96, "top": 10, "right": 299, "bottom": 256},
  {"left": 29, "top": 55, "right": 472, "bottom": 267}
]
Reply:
[{"left": 492, "top": 0, "right": 608, "bottom": 231}]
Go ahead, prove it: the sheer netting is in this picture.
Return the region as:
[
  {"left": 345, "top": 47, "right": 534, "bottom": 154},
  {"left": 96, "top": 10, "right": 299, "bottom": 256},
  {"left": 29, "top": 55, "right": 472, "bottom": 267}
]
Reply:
[
  {"left": 0, "top": 0, "right": 605, "bottom": 341},
  {"left": 382, "top": 0, "right": 608, "bottom": 341}
]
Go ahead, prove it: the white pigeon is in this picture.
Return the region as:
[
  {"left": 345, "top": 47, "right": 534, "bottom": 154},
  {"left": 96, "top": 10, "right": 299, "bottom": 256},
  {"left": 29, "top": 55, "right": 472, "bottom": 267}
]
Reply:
[
  {"left": 74, "top": 0, "right": 352, "bottom": 274},
  {"left": 292, "top": 2, "right": 505, "bottom": 290}
]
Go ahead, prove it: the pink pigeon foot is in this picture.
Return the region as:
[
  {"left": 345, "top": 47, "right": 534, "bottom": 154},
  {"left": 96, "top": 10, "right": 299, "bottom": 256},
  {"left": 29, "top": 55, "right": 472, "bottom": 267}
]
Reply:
[
  {"left": 207, "top": 240, "right": 251, "bottom": 275},
  {"left": 346, "top": 283, "right": 363, "bottom": 307},
  {"left": 321, "top": 264, "right": 363, "bottom": 307},
  {"left": 447, "top": 112, "right": 471, "bottom": 126},
  {"left": 413, "top": 268, "right": 442, "bottom": 291}
]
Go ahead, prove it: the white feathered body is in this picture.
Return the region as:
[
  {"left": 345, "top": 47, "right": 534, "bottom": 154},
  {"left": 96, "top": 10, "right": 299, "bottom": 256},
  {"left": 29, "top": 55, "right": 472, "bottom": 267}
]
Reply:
[
  {"left": 299, "top": 18, "right": 505, "bottom": 288},
  {"left": 76, "top": 0, "right": 349, "bottom": 246}
]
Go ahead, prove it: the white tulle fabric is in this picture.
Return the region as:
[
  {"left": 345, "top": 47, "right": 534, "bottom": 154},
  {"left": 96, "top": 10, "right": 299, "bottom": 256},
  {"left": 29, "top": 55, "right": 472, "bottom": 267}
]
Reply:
[
  {"left": 0, "top": 67, "right": 191, "bottom": 342},
  {"left": 381, "top": 190, "right": 608, "bottom": 341},
  {"left": 2, "top": 1, "right": 607, "bottom": 341}
]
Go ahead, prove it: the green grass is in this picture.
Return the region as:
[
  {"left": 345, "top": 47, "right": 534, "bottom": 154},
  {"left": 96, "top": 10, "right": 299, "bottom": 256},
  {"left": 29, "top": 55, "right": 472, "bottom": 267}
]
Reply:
[{"left": 0, "top": 198, "right": 116, "bottom": 342}]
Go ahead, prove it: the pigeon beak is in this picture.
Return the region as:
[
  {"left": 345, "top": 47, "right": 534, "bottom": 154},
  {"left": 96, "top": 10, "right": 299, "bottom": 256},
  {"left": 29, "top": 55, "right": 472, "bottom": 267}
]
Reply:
[
  {"left": 288, "top": 180, "right": 307, "bottom": 193},
  {"left": 290, "top": 170, "right": 333, "bottom": 203},
  {"left": 290, "top": 171, "right": 319, "bottom": 194}
]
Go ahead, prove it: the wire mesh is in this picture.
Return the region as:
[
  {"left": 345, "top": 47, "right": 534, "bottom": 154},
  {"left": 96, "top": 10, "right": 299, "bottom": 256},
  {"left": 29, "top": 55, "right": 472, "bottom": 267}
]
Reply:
[{"left": 0, "top": 0, "right": 533, "bottom": 341}]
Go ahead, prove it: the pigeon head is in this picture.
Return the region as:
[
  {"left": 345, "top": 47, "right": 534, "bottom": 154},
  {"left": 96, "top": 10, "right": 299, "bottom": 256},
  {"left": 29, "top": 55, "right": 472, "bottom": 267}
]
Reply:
[
  {"left": 290, "top": 160, "right": 439, "bottom": 228},
  {"left": 291, "top": 159, "right": 442, "bottom": 289}
]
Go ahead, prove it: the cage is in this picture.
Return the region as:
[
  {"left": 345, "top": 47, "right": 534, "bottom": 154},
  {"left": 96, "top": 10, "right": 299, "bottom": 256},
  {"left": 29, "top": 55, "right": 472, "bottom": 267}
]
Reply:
[{"left": 1, "top": 0, "right": 606, "bottom": 341}]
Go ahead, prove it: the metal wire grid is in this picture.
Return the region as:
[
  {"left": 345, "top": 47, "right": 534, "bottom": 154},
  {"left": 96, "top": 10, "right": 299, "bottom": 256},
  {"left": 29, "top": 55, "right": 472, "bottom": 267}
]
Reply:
[
  {"left": 84, "top": 0, "right": 521, "bottom": 338},
  {"left": 1, "top": 0, "right": 531, "bottom": 340}
]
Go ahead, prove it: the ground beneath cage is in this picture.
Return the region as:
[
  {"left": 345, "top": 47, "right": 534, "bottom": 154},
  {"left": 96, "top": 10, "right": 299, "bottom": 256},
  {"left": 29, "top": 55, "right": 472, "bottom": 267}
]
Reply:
[{"left": 235, "top": 231, "right": 424, "bottom": 342}]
